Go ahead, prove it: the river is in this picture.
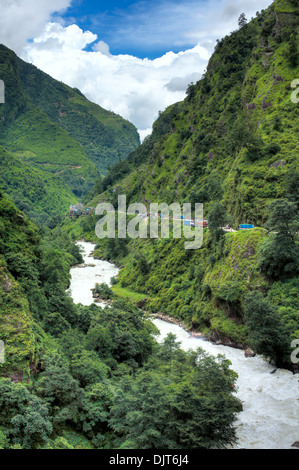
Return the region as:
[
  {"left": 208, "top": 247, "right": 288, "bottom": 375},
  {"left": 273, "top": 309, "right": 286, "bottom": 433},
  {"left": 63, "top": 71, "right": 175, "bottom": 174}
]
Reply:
[{"left": 69, "top": 241, "right": 299, "bottom": 450}]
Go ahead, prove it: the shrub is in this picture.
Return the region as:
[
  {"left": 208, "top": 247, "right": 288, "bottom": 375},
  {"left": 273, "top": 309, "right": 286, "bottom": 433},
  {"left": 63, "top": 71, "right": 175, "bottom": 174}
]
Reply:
[{"left": 94, "top": 283, "right": 113, "bottom": 300}]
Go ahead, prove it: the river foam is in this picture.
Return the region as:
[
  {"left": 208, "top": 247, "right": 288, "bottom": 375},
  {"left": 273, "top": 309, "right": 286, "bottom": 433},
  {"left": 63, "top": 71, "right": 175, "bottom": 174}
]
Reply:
[{"left": 69, "top": 242, "right": 299, "bottom": 449}]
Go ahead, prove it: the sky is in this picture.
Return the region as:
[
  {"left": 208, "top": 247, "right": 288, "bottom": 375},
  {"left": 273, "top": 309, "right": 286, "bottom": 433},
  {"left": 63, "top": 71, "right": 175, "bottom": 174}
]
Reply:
[{"left": 0, "top": 0, "right": 272, "bottom": 140}]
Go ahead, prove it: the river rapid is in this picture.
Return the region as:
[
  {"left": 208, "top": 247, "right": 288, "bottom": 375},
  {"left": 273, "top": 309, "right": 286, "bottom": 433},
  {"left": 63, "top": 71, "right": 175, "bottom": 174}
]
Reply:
[{"left": 69, "top": 241, "right": 299, "bottom": 450}]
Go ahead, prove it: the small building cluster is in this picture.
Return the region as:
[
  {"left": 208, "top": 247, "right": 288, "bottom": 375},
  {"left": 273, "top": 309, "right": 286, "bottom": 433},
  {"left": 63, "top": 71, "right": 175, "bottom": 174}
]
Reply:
[
  {"left": 239, "top": 224, "right": 255, "bottom": 230},
  {"left": 68, "top": 203, "right": 95, "bottom": 219}
]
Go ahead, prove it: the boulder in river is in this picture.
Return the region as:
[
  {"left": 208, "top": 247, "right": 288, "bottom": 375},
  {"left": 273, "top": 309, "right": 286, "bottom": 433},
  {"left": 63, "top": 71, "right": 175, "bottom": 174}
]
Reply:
[{"left": 244, "top": 348, "right": 255, "bottom": 358}]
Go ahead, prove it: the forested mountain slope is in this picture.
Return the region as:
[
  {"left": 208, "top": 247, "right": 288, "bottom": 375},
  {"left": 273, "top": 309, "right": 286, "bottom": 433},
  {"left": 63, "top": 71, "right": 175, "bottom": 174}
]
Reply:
[
  {"left": 89, "top": 0, "right": 298, "bottom": 226},
  {"left": 72, "top": 0, "right": 299, "bottom": 370},
  {"left": 0, "top": 190, "right": 241, "bottom": 450},
  {"left": 0, "top": 146, "right": 76, "bottom": 225},
  {"left": 0, "top": 44, "right": 140, "bottom": 200}
]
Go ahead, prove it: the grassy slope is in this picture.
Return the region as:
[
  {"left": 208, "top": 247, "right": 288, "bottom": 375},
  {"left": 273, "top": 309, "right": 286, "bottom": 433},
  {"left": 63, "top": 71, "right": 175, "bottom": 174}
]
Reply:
[
  {"left": 0, "top": 44, "right": 140, "bottom": 201},
  {"left": 15, "top": 52, "right": 140, "bottom": 173},
  {"left": 0, "top": 146, "right": 76, "bottom": 220}
]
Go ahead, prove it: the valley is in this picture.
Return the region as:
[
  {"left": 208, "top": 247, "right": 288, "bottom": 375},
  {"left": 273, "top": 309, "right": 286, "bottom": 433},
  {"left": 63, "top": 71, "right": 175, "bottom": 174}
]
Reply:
[{"left": 0, "top": 0, "right": 298, "bottom": 451}]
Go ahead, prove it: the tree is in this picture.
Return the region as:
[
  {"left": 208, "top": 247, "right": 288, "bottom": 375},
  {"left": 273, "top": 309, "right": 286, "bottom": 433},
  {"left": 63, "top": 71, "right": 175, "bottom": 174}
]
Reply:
[
  {"left": 283, "top": 167, "right": 299, "bottom": 208},
  {"left": 287, "top": 34, "right": 298, "bottom": 67},
  {"left": 109, "top": 338, "right": 240, "bottom": 449},
  {"left": 93, "top": 282, "right": 113, "bottom": 300},
  {"left": 226, "top": 113, "right": 264, "bottom": 159},
  {"left": 258, "top": 199, "right": 299, "bottom": 280},
  {"left": 238, "top": 13, "right": 247, "bottom": 29},
  {"left": 208, "top": 201, "right": 229, "bottom": 240},
  {"left": 0, "top": 378, "right": 52, "bottom": 449},
  {"left": 243, "top": 292, "right": 289, "bottom": 365},
  {"left": 34, "top": 357, "right": 84, "bottom": 428},
  {"left": 109, "top": 371, "right": 174, "bottom": 449},
  {"left": 69, "top": 350, "right": 109, "bottom": 387},
  {"left": 0, "top": 429, "right": 9, "bottom": 449},
  {"left": 186, "top": 82, "right": 196, "bottom": 101},
  {"left": 10, "top": 396, "right": 52, "bottom": 449},
  {"left": 80, "top": 382, "right": 115, "bottom": 445},
  {"left": 265, "top": 199, "right": 298, "bottom": 236},
  {"left": 133, "top": 251, "right": 150, "bottom": 274}
]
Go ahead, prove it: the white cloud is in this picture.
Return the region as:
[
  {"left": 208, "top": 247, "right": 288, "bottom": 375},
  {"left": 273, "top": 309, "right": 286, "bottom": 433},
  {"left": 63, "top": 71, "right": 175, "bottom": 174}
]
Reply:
[
  {"left": 92, "top": 41, "right": 111, "bottom": 56},
  {"left": 184, "top": 0, "right": 271, "bottom": 45},
  {"left": 32, "top": 23, "right": 97, "bottom": 51},
  {"left": 23, "top": 23, "right": 209, "bottom": 138},
  {"left": 0, "top": 0, "right": 71, "bottom": 54}
]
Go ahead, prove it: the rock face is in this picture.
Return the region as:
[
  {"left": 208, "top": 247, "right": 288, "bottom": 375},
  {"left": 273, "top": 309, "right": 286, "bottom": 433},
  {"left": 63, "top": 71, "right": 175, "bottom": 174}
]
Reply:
[
  {"left": 2, "top": 275, "right": 13, "bottom": 293},
  {"left": 291, "top": 441, "right": 299, "bottom": 448},
  {"left": 270, "top": 160, "right": 284, "bottom": 168},
  {"left": 244, "top": 348, "right": 256, "bottom": 358}
]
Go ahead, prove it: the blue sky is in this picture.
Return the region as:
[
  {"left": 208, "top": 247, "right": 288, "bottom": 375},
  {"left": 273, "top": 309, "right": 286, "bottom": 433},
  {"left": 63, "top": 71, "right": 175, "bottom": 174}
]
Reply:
[{"left": 56, "top": 0, "right": 218, "bottom": 58}]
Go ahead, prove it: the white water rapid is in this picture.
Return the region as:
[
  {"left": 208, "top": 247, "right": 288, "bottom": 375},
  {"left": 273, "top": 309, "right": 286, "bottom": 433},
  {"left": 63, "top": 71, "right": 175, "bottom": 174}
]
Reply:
[{"left": 69, "top": 241, "right": 299, "bottom": 449}]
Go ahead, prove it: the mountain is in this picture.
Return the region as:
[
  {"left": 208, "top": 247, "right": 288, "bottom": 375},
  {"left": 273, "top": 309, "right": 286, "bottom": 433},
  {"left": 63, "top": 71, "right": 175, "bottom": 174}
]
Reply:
[
  {"left": 0, "top": 44, "right": 140, "bottom": 201},
  {"left": 0, "top": 188, "right": 85, "bottom": 379},
  {"left": 71, "top": 0, "right": 299, "bottom": 368},
  {"left": 89, "top": 0, "right": 298, "bottom": 224},
  {"left": 0, "top": 191, "right": 41, "bottom": 378},
  {"left": 0, "top": 0, "right": 298, "bottom": 450}
]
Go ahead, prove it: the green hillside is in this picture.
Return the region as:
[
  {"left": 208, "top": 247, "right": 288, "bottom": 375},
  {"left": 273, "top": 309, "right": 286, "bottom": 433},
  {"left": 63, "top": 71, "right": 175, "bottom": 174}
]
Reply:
[
  {"left": 17, "top": 55, "right": 140, "bottom": 171},
  {"left": 72, "top": 0, "right": 299, "bottom": 369},
  {"left": 0, "top": 146, "right": 76, "bottom": 224},
  {"left": 0, "top": 190, "right": 240, "bottom": 450},
  {"left": 0, "top": 44, "right": 140, "bottom": 199},
  {"left": 90, "top": 0, "right": 298, "bottom": 226},
  {"left": 0, "top": 190, "right": 84, "bottom": 378}
]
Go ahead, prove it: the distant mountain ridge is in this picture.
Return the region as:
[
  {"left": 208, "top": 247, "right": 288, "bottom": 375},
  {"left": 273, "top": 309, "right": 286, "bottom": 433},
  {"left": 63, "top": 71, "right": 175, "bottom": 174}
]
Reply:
[{"left": 0, "top": 44, "right": 140, "bottom": 209}]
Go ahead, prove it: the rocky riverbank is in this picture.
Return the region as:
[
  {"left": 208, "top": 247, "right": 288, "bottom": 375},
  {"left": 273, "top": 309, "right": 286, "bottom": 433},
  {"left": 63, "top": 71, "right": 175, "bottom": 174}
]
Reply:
[{"left": 151, "top": 311, "right": 254, "bottom": 356}]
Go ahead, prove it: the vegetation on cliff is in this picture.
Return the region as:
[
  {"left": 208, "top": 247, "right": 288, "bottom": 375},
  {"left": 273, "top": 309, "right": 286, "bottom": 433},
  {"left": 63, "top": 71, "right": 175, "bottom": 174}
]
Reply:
[
  {"left": 0, "top": 190, "right": 240, "bottom": 449},
  {"left": 70, "top": 0, "right": 299, "bottom": 368}
]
